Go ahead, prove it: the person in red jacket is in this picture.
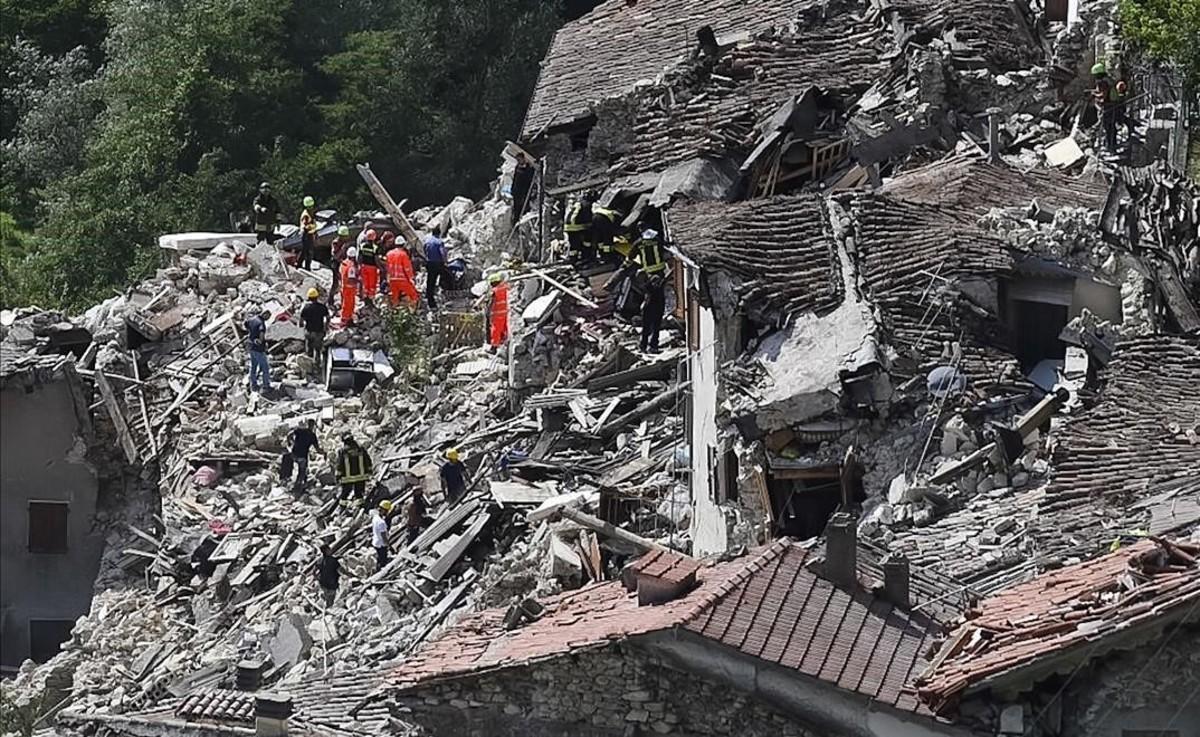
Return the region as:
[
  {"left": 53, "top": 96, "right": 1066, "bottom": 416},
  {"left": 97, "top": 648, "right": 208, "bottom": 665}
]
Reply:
[
  {"left": 386, "top": 238, "right": 419, "bottom": 309},
  {"left": 339, "top": 247, "right": 360, "bottom": 325},
  {"left": 487, "top": 272, "right": 509, "bottom": 347}
]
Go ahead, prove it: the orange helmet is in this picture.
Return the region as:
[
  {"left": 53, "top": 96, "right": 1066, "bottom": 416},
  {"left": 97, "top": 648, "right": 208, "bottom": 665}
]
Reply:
[{"left": 365, "top": 229, "right": 378, "bottom": 241}]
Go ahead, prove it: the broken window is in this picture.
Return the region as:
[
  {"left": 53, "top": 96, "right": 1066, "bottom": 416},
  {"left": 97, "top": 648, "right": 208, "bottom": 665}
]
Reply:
[
  {"left": 569, "top": 128, "right": 590, "bottom": 151},
  {"left": 28, "top": 501, "right": 69, "bottom": 554},
  {"left": 722, "top": 448, "right": 739, "bottom": 502},
  {"left": 28, "top": 620, "right": 74, "bottom": 663},
  {"left": 767, "top": 467, "right": 841, "bottom": 540}
]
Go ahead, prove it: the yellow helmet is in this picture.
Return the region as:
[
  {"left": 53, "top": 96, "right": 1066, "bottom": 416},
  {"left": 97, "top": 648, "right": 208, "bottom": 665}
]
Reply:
[
  {"left": 306, "top": 287, "right": 319, "bottom": 299},
  {"left": 379, "top": 499, "right": 393, "bottom": 512},
  {"left": 446, "top": 448, "right": 460, "bottom": 462}
]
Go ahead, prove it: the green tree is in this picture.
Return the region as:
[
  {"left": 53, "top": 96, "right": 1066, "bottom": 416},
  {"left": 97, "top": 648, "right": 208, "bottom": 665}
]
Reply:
[{"left": 1120, "top": 0, "right": 1200, "bottom": 83}]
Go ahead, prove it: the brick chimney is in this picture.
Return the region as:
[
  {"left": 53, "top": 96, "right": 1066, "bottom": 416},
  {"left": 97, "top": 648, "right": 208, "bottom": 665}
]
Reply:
[
  {"left": 826, "top": 513, "right": 857, "bottom": 590},
  {"left": 236, "top": 659, "right": 265, "bottom": 692},
  {"left": 882, "top": 553, "right": 910, "bottom": 608},
  {"left": 623, "top": 549, "right": 700, "bottom": 606},
  {"left": 255, "top": 693, "right": 293, "bottom": 737}
]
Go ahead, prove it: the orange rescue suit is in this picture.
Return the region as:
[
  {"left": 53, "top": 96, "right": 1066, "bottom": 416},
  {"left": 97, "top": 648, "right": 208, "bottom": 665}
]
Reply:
[
  {"left": 488, "top": 281, "right": 509, "bottom": 347},
  {"left": 386, "top": 248, "right": 419, "bottom": 308},
  {"left": 339, "top": 258, "right": 359, "bottom": 324}
]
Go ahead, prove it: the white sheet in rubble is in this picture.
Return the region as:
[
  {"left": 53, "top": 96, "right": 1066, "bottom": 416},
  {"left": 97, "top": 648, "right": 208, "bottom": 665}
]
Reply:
[{"left": 158, "top": 232, "right": 257, "bottom": 251}]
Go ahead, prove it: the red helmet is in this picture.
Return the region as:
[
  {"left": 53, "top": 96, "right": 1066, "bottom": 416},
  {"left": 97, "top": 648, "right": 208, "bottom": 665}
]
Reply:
[{"left": 365, "top": 229, "right": 378, "bottom": 241}]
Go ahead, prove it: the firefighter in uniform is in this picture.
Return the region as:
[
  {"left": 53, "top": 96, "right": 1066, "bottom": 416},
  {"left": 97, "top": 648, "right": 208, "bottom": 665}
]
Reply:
[
  {"left": 563, "top": 195, "right": 594, "bottom": 261},
  {"left": 591, "top": 205, "right": 625, "bottom": 267},
  {"left": 336, "top": 433, "right": 373, "bottom": 508},
  {"left": 631, "top": 227, "right": 668, "bottom": 353}
]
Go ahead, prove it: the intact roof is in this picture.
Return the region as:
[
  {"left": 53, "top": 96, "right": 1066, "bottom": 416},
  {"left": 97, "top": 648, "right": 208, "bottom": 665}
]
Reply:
[
  {"left": 389, "top": 540, "right": 940, "bottom": 717},
  {"left": 669, "top": 194, "right": 844, "bottom": 318},
  {"left": 915, "top": 538, "right": 1200, "bottom": 714},
  {"left": 616, "top": 19, "right": 890, "bottom": 175},
  {"left": 521, "top": 0, "right": 804, "bottom": 139}
]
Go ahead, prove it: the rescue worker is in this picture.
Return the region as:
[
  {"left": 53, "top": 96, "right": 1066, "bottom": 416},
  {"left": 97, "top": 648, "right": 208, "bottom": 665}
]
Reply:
[
  {"left": 315, "top": 543, "right": 340, "bottom": 607},
  {"left": 288, "top": 419, "right": 320, "bottom": 493},
  {"left": 487, "top": 272, "right": 509, "bottom": 347},
  {"left": 244, "top": 306, "right": 271, "bottom": 393},
  {"left": 386, "top": 236, "right": 419, "bottom": 308},
  {"left": 299, "top": 287, "right": 329, "bottom": 364},
  {"left": 371, "top": 500, "right": 391, "bottom": 570},
  {"left": 252, "top": 182, "right": 280, "bottom": 244},
  {"left": 591, "top": 204, "right": 625, "bottom": 267},
  {"left": 563, "top": 195, "right": 594, "bottom": 261},
  {"left": 328, "top": 225, "right": 353, "bottom": 306},
  {"left": 631, "top": 226, "right": 668, "bottom": 354},
  {"left": 336, "top": 433, "right": 373, "bottom": 508},
  {"left": 339, "top": 247, "right": 360, "bottom": 325},
  {"left": 299, "top": 195, "right": 318, "bottom": 270},
  {"left": 359, "top": 229, "right": 381, "bottom": 299},
  {"left": 1091, "top": 62, "right": 1124, "bottom": 152},
  {"left": 424, "top": 226, "right": 447, "bottom": 310},
  {"left": 440, "top": 448, "right": 467, "bottom": 505},
  {"left": 405, "top": 487, "right": 427, "bottom": 544}
]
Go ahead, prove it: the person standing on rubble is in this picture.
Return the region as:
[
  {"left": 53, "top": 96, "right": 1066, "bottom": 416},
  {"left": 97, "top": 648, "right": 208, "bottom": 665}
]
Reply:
[
  {"left": 327, "top": 225, "right": 352, "bottom": 306},
  {"left": 336, "top": 433, "right": 373, "bottom": 508},
  {"left": 359, "top": 229, "right": 381, "bottom": 299},
  {"left": 252, "top": 182, "right": 281, "bottom": 244},
  {"left": 563, "top": 194, "right": 594, "bottom": 262},
  {"left": 632, "top": 226, "right": 668, "bottom": 354},
  {"left": 424, "top": 226, "right": 447, "bottom": 310},
  {"left": 405, "top": 487, "right": 427, "bottom": 543},
  {"left": 1091, "top": 62, "right": 1123, "bottom": 152},
  {"left": 386, "top": 235, "right": 419, "bottom": 309},
  {"left": 371, "top": 500, "right": 392, "bottom": 570},
  {"left": 440, "top": 448, "right": 468, "bottom": 505},
  {"left": 591, "top": 203, "right": 625, "bottom": 267},
  {"left": 299, "top": 195, "right": 319, "bottom": 270},
  {"left": 289, "top": 419, "right": 321, "bottom": 493},
  {"left": 245, "top": 307, "right": 272, "bottom": 393},
  {"left": 339, "top": 247, "right": 360, "bottom": 326},
  {"left": 487, "top": 272, "right": 509, "bottom": 347},
  {"left": 315, "top": 543, "right": 340, "bottom": 607},
  {"left": 300, "top": 288, "right": 329, "bottom": 366}
]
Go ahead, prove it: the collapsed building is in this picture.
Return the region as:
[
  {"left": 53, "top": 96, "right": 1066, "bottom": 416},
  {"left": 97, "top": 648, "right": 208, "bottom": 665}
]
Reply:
[{"left": 2, "top": 0, "right": 1199, "bottom": 735}]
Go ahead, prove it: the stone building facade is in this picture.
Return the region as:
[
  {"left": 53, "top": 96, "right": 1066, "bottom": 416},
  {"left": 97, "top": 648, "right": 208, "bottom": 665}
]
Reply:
[{"left": 391, "top": 643, "right": 827, "bottom": 737}]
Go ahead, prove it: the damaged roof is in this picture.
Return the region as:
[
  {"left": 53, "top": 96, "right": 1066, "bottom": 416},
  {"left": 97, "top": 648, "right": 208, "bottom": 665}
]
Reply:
[
  {"left": 669, "top": 194, "right": 843, "bottom": 318},
  {"left": 389, "top": 540, "right": 939, "bottom": 716},
  {"left": 617, "top": 19, "right": 890, "bottom": 175},
  {"left": 876, "top": 0, "right": 1041, "bottom": 71},
  {"left": 521, "top": 0, "right": 804, "bottom": 139},
  {"left": 915, "top": 538, "right": 1200, "bottom": 714}
]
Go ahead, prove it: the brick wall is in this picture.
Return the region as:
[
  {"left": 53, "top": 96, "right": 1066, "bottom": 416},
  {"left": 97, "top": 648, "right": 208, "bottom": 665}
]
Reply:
[{"left": 391, "top": 642, "right": 822, "bottom": 737}]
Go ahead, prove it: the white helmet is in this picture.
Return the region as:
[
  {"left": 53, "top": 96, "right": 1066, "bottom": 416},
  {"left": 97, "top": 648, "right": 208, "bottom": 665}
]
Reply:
[
  {"left": 642, "top": 229, "right": 659, "bottom": 240},
  {"left": 346, "top": 247, "right": 358, "bottom": 259}
]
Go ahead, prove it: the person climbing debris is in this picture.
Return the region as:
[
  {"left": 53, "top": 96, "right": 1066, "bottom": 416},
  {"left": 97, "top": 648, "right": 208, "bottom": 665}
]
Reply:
[
  {"left": 300, "top": 288, "right": 329, "bottom": 364},
  {"left": 1091, "top": 61, "right": 1127, "bottom": 153},
  {"left": 487, "top": 272, "right": 509, "bottom": 347},
  {"left": 424, "top": 226, "right": 447, "bottom": 310},
  {"left": 315, "top": 543, "right": 341, "bottom": 607},
  {"left": 632, "top": 226, "right": 668, "bottom": 354},
  {"left": 288, "top": 419, "right": 321, "bottom": 493},
  {"left": 591, "top": 204, "right": 625, "bottom": 267},
  {"left": 563, "top": 194, "right": 594, "bottom": 262},
  {"left": 327, "top": 225, "right": 352, "bottom": 305},
  {"left": 440, "top": 447, "right": 467, "bottom": 505},
  {"left": 252, "top": 182, "right": 281, "bottom": 244},
  {"left": 359, "top": 229, "right": 381, "bottom": 299},
  {"left": 339, "top": 247, "right": 360, "bottom": 326},
  {"left": 405, "top": 487, "right": 427, "bottom": 544},
  {"left": 386, "top": 234, "right": 419, "bottom": 309},
  {"left": 244, "top": 306, "right": 272, "bottom": 393},
  {"left": 336, "top": 433, "right": 372, "bottom": 508},
  {"left": 371, "top": 500, "right": 392, "bottom": 571},
  {"left": 299, "top": 196, "right": 319, "bottom": 271}
]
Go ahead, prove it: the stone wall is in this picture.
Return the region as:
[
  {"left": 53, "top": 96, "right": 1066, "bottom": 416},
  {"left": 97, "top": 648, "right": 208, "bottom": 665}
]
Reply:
[{"left": 391, "top": 643, "right": 824, "bottom": 737}]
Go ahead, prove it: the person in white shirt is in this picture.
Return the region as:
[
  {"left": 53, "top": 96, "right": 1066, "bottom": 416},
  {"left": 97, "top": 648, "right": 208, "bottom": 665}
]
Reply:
[{"left": 371, "top": 500, "right": 392, "bottom": 571}]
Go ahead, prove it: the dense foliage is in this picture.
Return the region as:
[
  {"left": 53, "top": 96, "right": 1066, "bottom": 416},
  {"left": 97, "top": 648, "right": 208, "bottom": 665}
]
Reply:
[
  {"left": 1, "top": 0, "right": 585, "bottom": 311},
  {"left": 1119, "top": 0, "right": 1200, "bottom": 84}
]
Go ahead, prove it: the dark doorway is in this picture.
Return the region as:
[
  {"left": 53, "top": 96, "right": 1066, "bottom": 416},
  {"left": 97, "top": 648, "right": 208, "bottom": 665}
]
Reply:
[
  {"left": 767, "top": 469, "right": 842, "bottom": 540},
  {"left": 29, "top": 620, "right": 74, "bottom": 663},
  {"left": 1010, "top": 299, "right": 1068, "bottom": 371}
]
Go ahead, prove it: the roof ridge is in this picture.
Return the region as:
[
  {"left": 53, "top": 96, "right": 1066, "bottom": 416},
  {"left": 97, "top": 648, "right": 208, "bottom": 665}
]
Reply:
[{"left": 677, "top": 538, "right": 795, "bottom": 627}]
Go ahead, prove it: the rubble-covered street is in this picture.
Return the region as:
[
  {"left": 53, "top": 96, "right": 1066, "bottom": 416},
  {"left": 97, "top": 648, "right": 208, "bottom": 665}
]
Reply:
[{"left": 2, "top": 0, "right": 1199, "bottom": 736}]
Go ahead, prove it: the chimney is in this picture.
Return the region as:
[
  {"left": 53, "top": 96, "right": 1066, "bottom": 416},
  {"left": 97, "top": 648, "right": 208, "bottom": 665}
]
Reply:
[
  {"left": 987, "top": 107, "right": 1002, "bottom": 163},
  {"left": 882, "top": 553, "right": 910, "bottom": 608},
  {"left": 236, "top": 659, "right": 265, "bottom": 692},
  {"left": 255, "top": 693, "right": 293, "bottom": 737},
  {"left": 623, "top": 549, "right": 700, "bottom": 606},
  {"left": 826, "top": 513, "right": 858, "bottom": 589}
]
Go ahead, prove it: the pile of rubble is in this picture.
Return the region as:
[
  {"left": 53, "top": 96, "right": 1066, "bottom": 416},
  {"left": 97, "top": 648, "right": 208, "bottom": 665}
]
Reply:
[{"left": 0, "top": 185, "right": 690, "bottom": 729}]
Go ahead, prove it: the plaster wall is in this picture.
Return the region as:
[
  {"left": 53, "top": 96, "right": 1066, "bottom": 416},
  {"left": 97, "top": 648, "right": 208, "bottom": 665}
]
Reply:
[
  {"left": 689, "top": 291, "right": 728, "bottom": 557},
  {"left": 0, "top": 377, "right": 104, "bottom": 667}
]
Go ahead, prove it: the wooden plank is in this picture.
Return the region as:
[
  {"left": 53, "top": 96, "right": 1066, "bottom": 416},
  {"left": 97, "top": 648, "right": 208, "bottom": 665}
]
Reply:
[
  {"left": 586, "top": 359, "right": 675, "bottom": 393},
  {"left": 527, "top": 267, "right": 600, "bottom": 309},
  {"left": 490, "top": 480, "right": 554, "bottom": 507},
  {"left": 98, "top": 371, "right": 139, "bottom": 464},
  {"left": 407, "top": 499, "right": 480, "bottom": 553},
  {"left": 129, "top": 350, "right": 158, "bottom": 457},
  {"left": 559, "top": 507, "right": 666, "bottom": 554},
  {"left": 357, "top": 163, "right": 422, "bottom": 248},
  {"left": 426, "top": 511, "right": 492, "bottom": 582},
  {"left": 597, "top": 383, "right": 689, "bottom": 440}
]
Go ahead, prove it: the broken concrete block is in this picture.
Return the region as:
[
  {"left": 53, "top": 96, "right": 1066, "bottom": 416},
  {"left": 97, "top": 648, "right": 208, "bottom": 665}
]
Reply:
[
  {"left": 268, "top": 613, "right": 313, "bottom": 667},
  {"left": 234, "top": 414, "right": 282, "bottom": 442},
  {"left": 548, "top": 534, "right": 582, "bottom": 580}
]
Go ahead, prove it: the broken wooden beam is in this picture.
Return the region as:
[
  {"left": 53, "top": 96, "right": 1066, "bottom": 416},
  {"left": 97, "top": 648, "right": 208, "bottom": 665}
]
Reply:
[
  {"left": 527, "top": 267, "right": 600, "bottom": 309},
  {"left": 586, "top": 358, "right": 675, "bottom": 393},
  {"left": 559, "top": 507, "right": 666, "bottom": 554},
  {"left": 357, "top": 164, "right": 422, "bottom": 248},
  {"left": 597, "top": 382, "right": 689, "bottom": 440},
  {"left": 97, "top": 371, "right": 140, "bottom": 465}
]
